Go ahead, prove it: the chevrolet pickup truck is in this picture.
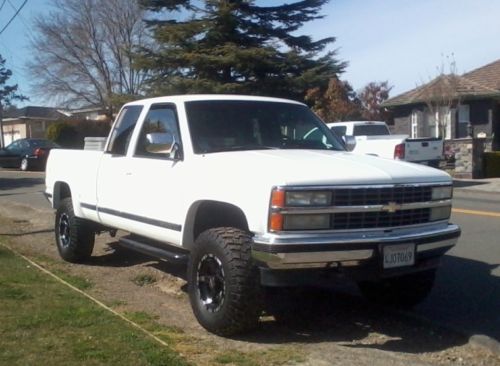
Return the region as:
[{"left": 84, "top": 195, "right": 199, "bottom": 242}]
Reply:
[
  {"left": 45, "top": 95, "right": 460, "bottom": 335},
  {"left": 327, "top": 121, "right": 444, "bottom": 167}
]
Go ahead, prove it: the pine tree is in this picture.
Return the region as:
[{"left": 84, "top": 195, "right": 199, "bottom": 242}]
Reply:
[
  {"left": 0, "top": 54, "right": 27, "bottom": 148},
  {"left": 138, "top": 0, "right": 345, "bottom": 100}
]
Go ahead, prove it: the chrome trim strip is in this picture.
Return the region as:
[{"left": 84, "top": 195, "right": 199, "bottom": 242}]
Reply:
[
  {"left": 81, "top": 202, "right": 182, "bottom": 232},
  {"left": 278, "top": 199, "right": 451, "bottom": 215},
  {"left": 254, "top": 224, "right": 460, "bottom": 246},
  {"left": 274, "top": 182, "right": 452, "bottom": 191},
  {"left": 417, "top": 239, "right": 456, "bottom": 252},
  {"left": 269, "top": 220, "right": 450, "bottom": 235},
  {"left": 252, "top": 249, "right": 374, "bottom": 269}
]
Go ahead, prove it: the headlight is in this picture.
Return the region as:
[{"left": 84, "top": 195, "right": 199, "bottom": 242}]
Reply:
[
  {"left": 285, "top": 191, "right": 331, "bottom": 206},
  {"left": 432, "top": 186, "right": 453, "bottom": 200},
  {"left": 430, "top": 206, "right": 451, "bottom": 221},
  {"left": 283, "top": 214, "right": 330, "bottom": 230}
]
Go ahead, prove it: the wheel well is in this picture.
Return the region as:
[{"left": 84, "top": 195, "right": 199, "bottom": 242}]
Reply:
[
  {"left": 53, "top": 182, "right": 71, "bottom": 209},
  {"left": 184, "top": 201, "right": 249, "bottom": 249}
]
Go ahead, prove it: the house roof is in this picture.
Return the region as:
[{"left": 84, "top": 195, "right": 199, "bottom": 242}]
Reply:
[
  {"left": 383, "top": 59, "right": 500, "bottom": 108},
  {"left": 463, "top": 59, "right": 500, "bottom": 91},
  {"left": 3, "top": 106, "right": 68, "bottom": 120}
]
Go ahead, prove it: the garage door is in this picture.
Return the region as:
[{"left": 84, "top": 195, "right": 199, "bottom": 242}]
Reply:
[{"left": 3, "top": 131, "right": 21, "bottom": 145}]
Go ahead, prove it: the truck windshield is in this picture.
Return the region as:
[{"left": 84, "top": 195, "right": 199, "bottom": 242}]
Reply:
[
  {"left": 185, "top": 100, "right": 345, "bottom": 154},
  {"left": 352, "top": 124, "right": 390, "bottom": 136}
]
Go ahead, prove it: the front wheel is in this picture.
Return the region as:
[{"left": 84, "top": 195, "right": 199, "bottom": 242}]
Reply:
[
  {"left": 55, "top": 198, "right": 95, "bottom": 263},
  {"left": 187, "top": 228, "right": 262, "bottom": 336},
  {"left": 358, "top": 270, "right": 436, "bottom": 308}
]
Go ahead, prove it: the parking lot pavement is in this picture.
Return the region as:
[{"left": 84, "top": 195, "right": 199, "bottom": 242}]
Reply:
[{"left": 0, "top": 169, "right": 50, "bottom": 212}]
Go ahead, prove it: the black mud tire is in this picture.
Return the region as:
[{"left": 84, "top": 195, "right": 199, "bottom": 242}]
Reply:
[
  {"left": 187, "top": 227, "right": 262, "bottom": 336},
  {"left": 358, "top": 270, "right": 436, "bottom": 309},
  {"left": 55, "top": 197, "right": 95, "bottom": 263}
]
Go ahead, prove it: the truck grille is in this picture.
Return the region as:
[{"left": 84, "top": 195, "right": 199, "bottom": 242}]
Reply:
[
  {"left": 329, "top": 186, "right": 433, "bottom": 230},
  {"left": 332, "top": 186, "right": 433, "bottom": 206},
  {"left": 278, "top": 185, "right": 449, "bottom": 232},
  {"left": 332, "top": 208, "right": 431, "bottom": 230}
]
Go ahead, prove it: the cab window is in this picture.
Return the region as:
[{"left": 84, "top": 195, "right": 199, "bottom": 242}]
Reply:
[
  {"left": 107, "top": 105, "right": 143, "bottom": 155},
  {"left": 135, "top": 104, "right": 182, "bottom": 159}
]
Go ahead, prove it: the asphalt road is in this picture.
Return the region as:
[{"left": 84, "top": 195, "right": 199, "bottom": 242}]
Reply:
[
  {"left": 416, "top": 191, "right": 500, "bottom": 342},
  {"left": 0, "top": 168, "right": 499, "bottom": 345}
]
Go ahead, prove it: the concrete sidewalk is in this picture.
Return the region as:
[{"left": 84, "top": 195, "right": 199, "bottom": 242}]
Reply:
[{"left": 453, "top": 178, "right": 500, "bottom": 195}]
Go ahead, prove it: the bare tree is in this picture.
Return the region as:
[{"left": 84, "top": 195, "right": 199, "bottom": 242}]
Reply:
[
  {"left": 419, "top": 56, "right": 461, "bottom": 138},
  {"left": 28, "top": 0, "right": 149, "bottom": 116}
]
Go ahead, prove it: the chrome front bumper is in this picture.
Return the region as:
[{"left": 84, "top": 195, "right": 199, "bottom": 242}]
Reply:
[{"left": 252, "top": 223, "right": 460, "bottom": 270}]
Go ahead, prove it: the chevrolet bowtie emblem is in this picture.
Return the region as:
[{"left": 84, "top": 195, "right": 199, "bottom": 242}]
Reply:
[{"left": 382, "top": 201, "right": 401, "bottom": 213}]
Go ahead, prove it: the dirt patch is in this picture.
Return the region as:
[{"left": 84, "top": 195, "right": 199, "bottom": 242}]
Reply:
[{"left": 0, "top": 202, "right": 499, "bottom": 366}]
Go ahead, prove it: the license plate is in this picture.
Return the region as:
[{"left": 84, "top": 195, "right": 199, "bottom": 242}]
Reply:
[{"left": 383, "top": 243, "right": 415, "bottom": 269}]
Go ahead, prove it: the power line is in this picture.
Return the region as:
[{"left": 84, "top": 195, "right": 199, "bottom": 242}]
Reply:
[
  {"left": 7, "top": 0, "right": 32, "bottom": 36},
  {"left": 0, "top": 0, "right": 28, "bottom": 35},
  {"left": 0, "top": 0, "right": 7, "bottom": 12}
]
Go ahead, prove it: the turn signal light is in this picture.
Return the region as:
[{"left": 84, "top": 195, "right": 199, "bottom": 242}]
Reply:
[
  {"left": 269, "top": 212, "right": 284, "bottom": 232},
  {"left": 271, "top": 189, "right": 285, "bottom": 208}
]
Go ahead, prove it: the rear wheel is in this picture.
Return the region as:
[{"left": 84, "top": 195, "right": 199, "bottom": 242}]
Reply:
[
  {"left": 187, "top": 227, "right": 262, "bottom": 336},
  {"left": 55, "top": 198, "right": 95, "bottom": 263},
  {"left": 358, "top": 270, "right": 436, "bottom": 308}
]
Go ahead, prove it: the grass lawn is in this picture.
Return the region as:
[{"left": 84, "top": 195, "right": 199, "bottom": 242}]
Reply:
[{"left": 0, "top": 242, "right": 188, "bottom": 366}]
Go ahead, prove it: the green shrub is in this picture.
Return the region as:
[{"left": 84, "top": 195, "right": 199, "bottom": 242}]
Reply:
[
  {"left": 46, "top": 119, "right": 111, "bottom": 149},
  {"left": 483, "top": 151, "right": 500, "bottom": 178},
  {"left": 46, "top": 122, "right": 79, "bottom": 148}
]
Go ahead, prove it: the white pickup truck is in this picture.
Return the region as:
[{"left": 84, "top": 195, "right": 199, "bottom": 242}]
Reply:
[
  {"left": 45, "top": 95, "right": 460, "bottom": 335},
  {"left": 327, "top": 121, "right": 443, "bottom": 167}
]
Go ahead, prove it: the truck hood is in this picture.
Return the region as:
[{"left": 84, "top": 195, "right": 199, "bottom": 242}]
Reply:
[{"left": 195, "top": 149, "right": 452, "bottom": 186}]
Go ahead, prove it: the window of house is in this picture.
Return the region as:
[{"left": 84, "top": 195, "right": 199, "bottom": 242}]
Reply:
[
  {"left": 106, "top": 105, "right": 143, "bottom": 155},
  {"left": 135, "top": 104, "right": 182, "bottom": 159},
  {"left": 411, "top": 110, "right": 419, "bottom": 138},
  {"left": 457, "top": 104, "right": 470, "bottom": 138}
]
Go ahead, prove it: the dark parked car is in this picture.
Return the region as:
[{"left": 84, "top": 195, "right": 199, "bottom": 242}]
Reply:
[{"left": 0, "top": 139, "right": 59, "bottom": 171}]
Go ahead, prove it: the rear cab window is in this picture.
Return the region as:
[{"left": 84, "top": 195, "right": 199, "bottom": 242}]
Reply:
[
  {"left": 352, "top": 124, "right": 389, "bottom": 136},
  {"left": 106, "top": 105, "right": 143, "bottom": 155},
  {"left": 331, "top": 126, "right": 347, "bottom": 138}
]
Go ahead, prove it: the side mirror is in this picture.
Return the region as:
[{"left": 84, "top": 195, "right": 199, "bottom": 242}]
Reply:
[
  {"left": 344, "top": 135, "right": 356, "bottom": 152},
  {"left": 145, "top": 132, "right": 181, "bottom": 159}
]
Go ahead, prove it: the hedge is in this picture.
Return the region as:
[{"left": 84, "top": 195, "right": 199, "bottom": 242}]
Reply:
[{"left": 47, "top": 120, "right": 111, "bottom": 149}]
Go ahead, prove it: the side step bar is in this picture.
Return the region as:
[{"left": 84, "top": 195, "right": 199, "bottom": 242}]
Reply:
[{"left": 119, "top": 235, "right": 189, "bottom": 264}]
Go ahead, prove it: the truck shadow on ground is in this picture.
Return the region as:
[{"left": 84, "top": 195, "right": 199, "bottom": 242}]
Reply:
[
  {"left": 86, "top": 242, "right": 498, "bottom": 354},
  {"left": 87, "top": 241, "right": 188, "bottom": 279},
  {"left": 242, "top": 290, "right": 469, "bottom": 354}
]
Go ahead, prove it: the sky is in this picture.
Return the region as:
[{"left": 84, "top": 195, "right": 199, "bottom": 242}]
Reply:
[{"left": 1, "top": 0, "right": 500, "bottom": 107}]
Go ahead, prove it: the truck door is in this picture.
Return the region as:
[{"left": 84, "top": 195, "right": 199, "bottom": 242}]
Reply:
[
  {"left": 96, "top": 105, "right": 144, "bottom": 230},
  {"left": 120, "top": 103, "right": 185, "bottom": 246}
]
